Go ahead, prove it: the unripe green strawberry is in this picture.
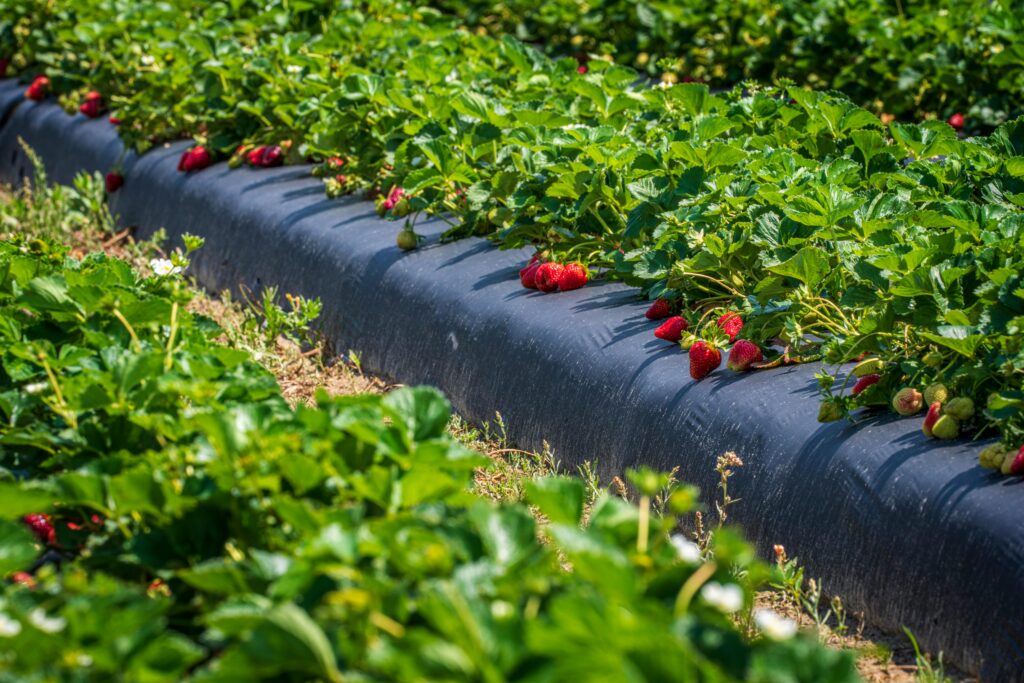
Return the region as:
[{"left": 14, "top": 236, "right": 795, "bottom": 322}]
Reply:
[
  {"left": 891, "top": 387, "right": 923, "bottom": 416},
  {"left": 1000, "top": 449, "right": 1017, "bottom": 475},
  {"left": 978, "top": 443, "right": 1007, "bottom": 470},
  {"left": 396, "top": 228, "right": 419, "bottom": 251},
  {"left": 923, "top": 383, "right": 948, "bottom": 405},
  {"left": 930, "top": 414, "right": 959, "bottom": 440},
  {"left": 852, "top": 357, "right": 884, "bottom": 377},
  {"left": 922, "top": 351, "right": 944, "bottom": 368},
  {"left": 944, "top": 397, "right": 974, "bottom": 421},
  {"left": 817, "top": 400, "right": 844, "bottom": 423}
]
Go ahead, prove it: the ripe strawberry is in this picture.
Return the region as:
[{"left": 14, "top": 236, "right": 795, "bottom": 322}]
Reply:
[
  {"left": 519, "top": 261, "right": 542, "bottom": 289},
  {"left": 25, "top": 75, "right": 49, "bottom": 101},
  {"left": 79, "top": 90, "right": 102, "bottom": 118},
  {"left": 382, "top": 186, "right": 405, "bottom": 211},
  {"left": 947, "top": 113, "right": 965, "bottom": 131},
  {"left": 891, "top": 387, "right": 923, "bottom": 416},
  {"left": 108, "top": 115, "right": 121, "bottom": 125},
  {"left": 0, "top": 58, "right": 8, "bottom": 77},
  {"left": 654, "top": 316, "right": 688, "bottom": 343},
  {"left": 534, "top": 262, "right": 565, "bottom": 293},
  {"left": 577, "top": 65, "right": 587, "bottom": 74},
  {"left": 557, "top": 262, "right": 588, "bottom": 291},
  {"left": 851, "top": 373, "right": 881, "bottom": 395},
  {"left": 689, "top": 341, "right": 721, "bottom": 380},
  {"left": 105, "top": 172, "right": 124, "bottom": 193},
  {"left": 10, "top": 572, "right": 35, "bottom": 588},
  {"left": 178, "top": 146, "right": 212, "bottom": 173},
  {"left": 645, "top": 298, "right": 671, "bottom": 320},
  {"left": 716, "top": 312, "right": 743, "bottom": 342},
  {"left": 922, "top": 401, "right": 942, "bottom": 437},
  {"left": 23, "top": 513, "right": 55, "bottom": 545},
  {"left": 1010, "top": 446, "right": 1024, "bottom": 476},
  {"left": 246, "top": 145, "right": 284, "bottom": 168},
  {"left": 726, "top": 340, "right": 763, "bottom": 371}
]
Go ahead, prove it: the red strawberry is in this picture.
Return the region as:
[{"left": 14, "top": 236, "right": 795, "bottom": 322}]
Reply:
[
  {"left": 0, "top": 59, "right": 8, "bottom": 77},
  {"left": 519, "top": 261, "right": 541, "bottom": 289},
  {"left": 108, "top": 115, "right": 121, "bottom": 125},
  {"left": 246, "top": 145, "right": 283, "bottom": 168},
  {"left": 105, "top": 172, "right": 124, "bottom": 193},
  {"left": 557, "top": 262, "right": 588, "bottom": 291},
  {"left": 25, "top": 75, "right": 49, "bottom": 101},
  {"left": 1010, "top": 446, "right": 1024, "bottom": 476},
  {"left": 178, "top": 146, "right": 212, "bottom": 173},
  {"left": 23, "top": 513, "right": 55, "bottom": 545},
  {"left": 10, "top": 572, "right": 35, "bottom": 588},
  {"left": 382, "top": 186, "right": 405, "bottom": 211},
  {"left": 534, "top": 262, "right": 565, "bottom": 293},
  {"left": 246, "top": 146, "right": 266, "bottom": 166},
  {"left": 947, "top": 113, "right": 965, "bottom": 131},
  {"left": 726, "top": 340, "right": 763, "bottom": 371},
  {"left": 577, "top": 65, "right": 587, "bottom": 74},
  {"left": 689, "top": 341, "right": 721, "bottom": 380},
  {"left": 922, "top": 401, "right": 942, "bottom": 437},
  {"left": 851, "top": 373, "right": 881, "bottom": 395},
  {"left": 654, "top": 316, "right": 688, "bottom": 343},
  {"left": 79, "top": 90, "right": 102, "bottom": 118},
  {"left": 645, "top": 298, "right": 671, "bottom": 320},
  {"left": 326, "top": 156, "right": 345, "bottom": 168},
  {"left": 716, "top": 312, "right": 744, "bottom": 342}
]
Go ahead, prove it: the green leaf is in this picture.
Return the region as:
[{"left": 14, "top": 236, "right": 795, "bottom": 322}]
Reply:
[{"left": 526, "top": 477, "right": 585, "bottom": 526}]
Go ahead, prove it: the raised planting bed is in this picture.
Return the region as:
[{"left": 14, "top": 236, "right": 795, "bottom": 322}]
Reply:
[{"left": 2, "top": 79, "right": 1023, "bottom": 680}]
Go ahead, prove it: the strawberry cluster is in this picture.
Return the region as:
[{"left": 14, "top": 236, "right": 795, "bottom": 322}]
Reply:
[
  {"left": 246, "top": 145, "right": 283, "bottom": 168},
  {"left": 519, "top": 254, "right": 589, "bottom": 293},
  {"left": 646, "top": 300, "right": 761, "bottom": 380}
]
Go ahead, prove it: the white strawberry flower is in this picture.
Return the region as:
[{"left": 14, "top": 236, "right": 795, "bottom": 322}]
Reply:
[
  {"left": 24, "top": 381, "right": 48, "bottom": 395},
  {"left": 0, "top": 613, "right": 21, "bottom": 637},
  {"left": 445, "top": 69, "right": 458, "bottom": 83},
  {"left": 669, "top": 534, "right": 701, "bottom": 563},
  {"left": 149, "top": 258, "right": 181, "bottom": 277},
  {"left": 700, "top": 581, "right": 744, "bottom": 613},
  {"left": 140, "top": 54, "right": 155, "bottom": 66},
  {"left": 287, "top": 65, "right": 302, "bottom": 75},
  {"left": 28, "top": 608, "right": 65, "bottom": 633},
  {"left": 754, "top": 608, "right": 798, "bottom": 640}
]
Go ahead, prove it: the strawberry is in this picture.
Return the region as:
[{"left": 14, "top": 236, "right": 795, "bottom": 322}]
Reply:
[
  {"left": 534, "top": 263, "right": 565, "bottom": 292},
  {"left": 931, "top": 415, "right": 959, "bottom": 440},
  {"left": 10, "top": 572, "right": 35, "bottom": 588},
  {"left": 246, "top": 145, "right": 284, "bottom": 168},
  {"left": 689, "top": 341, "right": 721, "bottom": 380},
  {"left": 852, "top": 357, "right": 884, "bottom": 377},
  {"left": 519, "top": 261, "right": 541, "bottom": 289},
  {"left": 726, "top": 340, "right": 762, "bottom": 371},
  {"left": 1010, "top": 446, "right": 1024, "bottom": 476},
  {"left": 922, "top": 401, "right": 942, "bottom": 437},
  {"left": 25, "top": 75, "right": 49, "bottom": 101},
  {"left": 178, "top": 146, "right": 212, "bottom": 173},
  {"left": 716, "top": 312, "right": 743, "bottom": 342},
  {"left": 382, "top": 186, "right": 405, "bottom": 211},
  {"left": 923, "top": 383, "right": 948, "bottom": 405},
  {"left": 105, "top": 172, "right": 124, "bottom": 193},
  {"left": 891, "top": 387, "right": 923, "bottom": 416},
  {"left": 23, "top": 513, "right": 55, "bottom": 545},
  {"left": 396, "top": 228, "right": 419, "bottom": 251},
  {"left": 817, "top": 400, "right": 844, "bottom": 423},
  {"left": 654, "top": 316, "right": 688, "bottom": 343},
  {"left": 108, "top": 115, "right": 121, "bottom": 125},
  {"left": 947, "top": 113, "right": 964, "bottom": 131},
  {"left": 645, "top": 298, "right": 671, "bottom": 320},
  {"left": 577, "top": 65, "right": 587, "bottom": 74},
  {"left": 79, "top": 90, "right": 102, "bottom": 118},
  {"left": 944, "top": 397, "right": 974, "bottom": 420},
  {"left": 557, "top": 262, "right": 588, "bottom": 291},
  {"left": 0, "top": 58, "right": 8, "bottom": 77},
  {"left": 978, "top": 443, "right": 1007, "bottom": 470},
  {"left": 851, "top": 373, "right": 880, "bottom": 395}
]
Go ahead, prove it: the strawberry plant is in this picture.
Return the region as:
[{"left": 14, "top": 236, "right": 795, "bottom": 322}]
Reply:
[
  {"left": 0, "top": 228, "right": 860, "bottom": 680},
  {"left": 1, "top": 0, "right": 1023, "bottom": 468}
]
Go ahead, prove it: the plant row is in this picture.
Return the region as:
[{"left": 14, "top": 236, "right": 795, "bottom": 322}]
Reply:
[
  {"left": 0, "top": 200, "right": 860, "bottom": 680},
  {"left": 2, "top": 0, "right": 1024, "bottom": 471},
  {"left": 428, "top": 0, "right": 1023, "bottom": 128}
]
